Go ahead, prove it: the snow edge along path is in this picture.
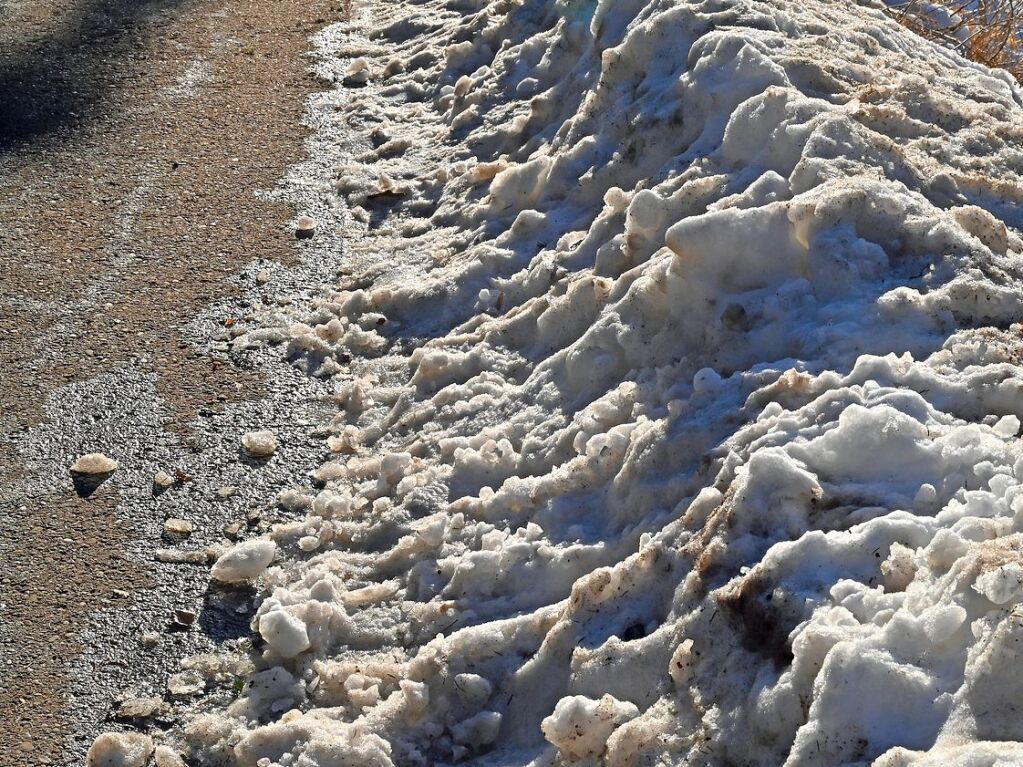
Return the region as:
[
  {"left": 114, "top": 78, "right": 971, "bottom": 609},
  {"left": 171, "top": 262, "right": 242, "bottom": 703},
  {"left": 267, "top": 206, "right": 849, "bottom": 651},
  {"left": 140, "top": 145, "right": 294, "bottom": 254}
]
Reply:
[{"left": 140, "top": 0, "right": 1023, "bottom": 764}]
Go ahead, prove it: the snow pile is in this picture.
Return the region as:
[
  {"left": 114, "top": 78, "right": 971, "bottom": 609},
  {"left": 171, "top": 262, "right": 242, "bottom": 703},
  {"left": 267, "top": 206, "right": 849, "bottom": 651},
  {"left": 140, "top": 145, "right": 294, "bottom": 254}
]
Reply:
[{"left": 179, "top": 0, "right": 1023, "bottom": 763}]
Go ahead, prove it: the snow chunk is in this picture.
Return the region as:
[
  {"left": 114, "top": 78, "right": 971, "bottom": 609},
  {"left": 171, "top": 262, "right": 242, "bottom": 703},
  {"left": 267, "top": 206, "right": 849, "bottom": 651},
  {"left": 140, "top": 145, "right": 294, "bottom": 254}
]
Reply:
[
  {"left": 974, "top": 563, "right": 1023, "bottom": 605},
  {"left": 542, "top": 694, "right": 640, "bottom": 759},
  {"left": 258, "top": 608, "right": 311, "bottom": 657},
  {"left": 86, "top": 732, "right": 153, "bottom": 767},
  {"left": 71, "top": 453, "right": 118, "bottom": 474},
  {"left": 241, "top": 430, "right": 278, "bottom": 458},
  {"left": 210, "top": 539, "right": 276, "bottom": 583},
  {"left": 452, "top": 710, "right": 502, "bottom": 748}
]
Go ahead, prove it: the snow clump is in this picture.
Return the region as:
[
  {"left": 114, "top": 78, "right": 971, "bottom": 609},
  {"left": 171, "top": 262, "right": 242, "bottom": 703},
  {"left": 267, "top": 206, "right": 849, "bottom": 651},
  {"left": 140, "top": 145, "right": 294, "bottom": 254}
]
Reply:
[
  {"left": 86, "top": 732, "right": 153, "bottom": 767},
  {"left": 210, "top": 539, "right": 277, "bottom": 583},
  {"left": 240, "top": 429, "right": 278, "bottom": 458},
  {"left": 71, "top": 453, "right": 118, "bottom": 474}
]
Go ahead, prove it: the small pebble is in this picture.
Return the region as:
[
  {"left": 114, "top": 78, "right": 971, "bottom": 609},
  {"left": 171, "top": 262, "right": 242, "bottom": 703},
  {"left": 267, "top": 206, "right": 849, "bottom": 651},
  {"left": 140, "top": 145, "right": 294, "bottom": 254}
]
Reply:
[
  {"left": 163, "top": 518, "right": 194, "bottom": 536},
  {"left": 256, "top": 270, "right": 269, "bottom": 285},
  {"left": 153, "top": 471, "right": 174, "bottom": 489},
  {"left": 156, "top": 548, "right": 208, "bottom": 565},
  {"left": 217, "top": 486, "right": 238, "bottom": 498},
  {"left": 141, "top": 631, "right": 161, "bottom": 648},
  {"left": 173, "top": 608, "right": 197, "bottom": 627},
  {"left": 116, "top": 696, "right": 164, "bottom": 721}
]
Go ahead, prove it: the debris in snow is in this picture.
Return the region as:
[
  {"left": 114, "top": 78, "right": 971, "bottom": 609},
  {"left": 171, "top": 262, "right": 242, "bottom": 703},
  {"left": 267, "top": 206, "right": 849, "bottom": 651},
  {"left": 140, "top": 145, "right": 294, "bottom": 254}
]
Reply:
[
  {"left": 294, "top": 215, "right": 316, "bottom": 240},
  {"left": 240, "top": 430, "right": 277, "bottom": 457},
  {"left": 210, "top": 539, "right": 276, "bottom": 583},
  {"left": 172, "top": 608, "right": 197, "bottom": 628},
  {"left": 153, "top": 471, "right": 174, "bottom": 490},
  {"left": 71, "top": 453, "right": 118, "bottom": 475},
  {"left": 141, "top": 631, "right": 161, "bottom": 648},
  {"left": 256, "top": 270, "right": 270, "bottom": 285},
  {"left": 86, "top": 732, "right": 153, "bottom": 767},
  {"left": 216, "top": 485, "right": 238, "bottom": 498}
]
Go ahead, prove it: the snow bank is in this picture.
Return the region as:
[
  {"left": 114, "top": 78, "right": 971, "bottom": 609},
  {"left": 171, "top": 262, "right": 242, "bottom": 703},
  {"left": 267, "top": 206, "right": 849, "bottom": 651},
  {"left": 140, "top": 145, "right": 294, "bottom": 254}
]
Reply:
[{"left": 181, "top": 0, "right": 1023, "bottom": 763}]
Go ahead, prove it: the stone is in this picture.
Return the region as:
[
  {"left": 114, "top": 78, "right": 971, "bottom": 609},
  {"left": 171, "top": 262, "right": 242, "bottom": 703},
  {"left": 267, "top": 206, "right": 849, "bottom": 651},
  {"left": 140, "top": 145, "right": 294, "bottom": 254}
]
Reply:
[
  {"left": 116, "top": 696, "right": 165, "bottom": 721},
  {"left": 163, "top": 519, "right": 194, "bottom": 536}
]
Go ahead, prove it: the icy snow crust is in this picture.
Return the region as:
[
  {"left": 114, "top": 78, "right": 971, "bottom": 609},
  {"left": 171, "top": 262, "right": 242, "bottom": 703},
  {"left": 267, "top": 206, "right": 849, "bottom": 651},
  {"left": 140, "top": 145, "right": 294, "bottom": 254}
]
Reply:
[{"left": 184, "top": 0, "right": 1023, "bottom": 763}]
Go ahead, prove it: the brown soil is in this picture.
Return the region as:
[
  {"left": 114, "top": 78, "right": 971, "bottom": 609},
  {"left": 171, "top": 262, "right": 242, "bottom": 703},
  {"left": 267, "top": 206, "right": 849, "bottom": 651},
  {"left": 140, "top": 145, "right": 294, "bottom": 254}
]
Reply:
[{"left": 0, "top": 0, "right": 340, "bottom": 762}]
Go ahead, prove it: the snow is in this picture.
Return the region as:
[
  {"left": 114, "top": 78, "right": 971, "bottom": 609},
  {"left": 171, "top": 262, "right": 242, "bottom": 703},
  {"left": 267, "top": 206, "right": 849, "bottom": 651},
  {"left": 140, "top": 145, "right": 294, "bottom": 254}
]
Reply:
[
  {"left": 210, "top": 539, "right": 277, "bottom": 583},
  {"left": 541, "top": 694, "right": 639, "bottom": 759},
  {"left": 71, "top": 452, "right": 118, "bottom": 474},
  {"left": 86, "top": 732, "right": 153, "bottom": 767},
  {"left": 176, "top": 0, "right": 1023, "bottom": 763},
  {"left": 241, "top": 430, "right": 279, "bottom": 458}
]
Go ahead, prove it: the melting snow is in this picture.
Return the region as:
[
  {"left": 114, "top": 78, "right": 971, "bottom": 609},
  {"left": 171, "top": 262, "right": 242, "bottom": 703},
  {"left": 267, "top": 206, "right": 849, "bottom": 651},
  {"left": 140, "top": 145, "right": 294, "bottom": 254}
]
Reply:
[{"left": 169, "top": 0, "right": 1023, "bottom": 763}]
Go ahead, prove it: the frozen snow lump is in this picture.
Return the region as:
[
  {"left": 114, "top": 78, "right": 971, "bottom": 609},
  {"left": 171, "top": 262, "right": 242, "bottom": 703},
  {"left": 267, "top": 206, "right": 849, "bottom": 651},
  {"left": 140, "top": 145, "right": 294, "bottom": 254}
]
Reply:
[
  {"left": 240, "top": 429, "right": 278, "bottom": 458},
  {"left": 179, "top": 0, "right": 1023, "bottom": 763},
  {"left": 210, "top": 539, "right": 277, "bottom": 583}
]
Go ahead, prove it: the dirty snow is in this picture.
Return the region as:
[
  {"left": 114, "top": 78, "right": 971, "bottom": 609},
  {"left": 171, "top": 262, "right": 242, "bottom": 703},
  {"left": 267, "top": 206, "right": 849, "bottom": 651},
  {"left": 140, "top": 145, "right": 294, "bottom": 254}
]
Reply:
[
  {"left": 160, "top": 0, "right": 1023, "bottom": 763},
  {"left": 71, "top": 452, "right": 119, "bottom": 475}
]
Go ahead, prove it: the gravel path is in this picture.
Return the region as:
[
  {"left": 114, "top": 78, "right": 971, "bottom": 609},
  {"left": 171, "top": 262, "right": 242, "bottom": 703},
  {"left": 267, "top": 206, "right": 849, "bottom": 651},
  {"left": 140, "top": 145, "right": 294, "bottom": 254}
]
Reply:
[{"left": 0, "top": 0, "right": 340, "bottom": 762}]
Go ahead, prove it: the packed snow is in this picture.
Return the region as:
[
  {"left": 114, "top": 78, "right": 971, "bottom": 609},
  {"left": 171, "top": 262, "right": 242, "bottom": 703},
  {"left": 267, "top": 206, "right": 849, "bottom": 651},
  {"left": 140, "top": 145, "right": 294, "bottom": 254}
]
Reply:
[
  {"left": 241, "top": 430, "right": 280, "bottom": 458},
  {"left": 127, "top": 0, "right": 1023, "bottom": 762},
  {"left": 71, "top": 452, "right": 119, "bottom": 475}
]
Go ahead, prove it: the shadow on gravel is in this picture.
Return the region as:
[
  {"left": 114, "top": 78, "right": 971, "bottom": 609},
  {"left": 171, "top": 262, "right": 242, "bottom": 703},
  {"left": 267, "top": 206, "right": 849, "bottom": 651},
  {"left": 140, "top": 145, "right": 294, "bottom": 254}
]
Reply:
[
  {"left": 200, "top": 585, "right": 257, "bottom": 642},
  {"left": 0, "top": 0, "right": 189, "bottom": 151},
  {"left": 70, "top": 471, "right": 114, "bottom": 497}
]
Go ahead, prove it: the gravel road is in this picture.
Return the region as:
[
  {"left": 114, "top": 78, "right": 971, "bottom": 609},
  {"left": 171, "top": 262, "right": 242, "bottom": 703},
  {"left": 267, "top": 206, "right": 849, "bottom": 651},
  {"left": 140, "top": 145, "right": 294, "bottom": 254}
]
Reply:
[{"left": 0, "top": 0, "right": 343, "bottom": 762}]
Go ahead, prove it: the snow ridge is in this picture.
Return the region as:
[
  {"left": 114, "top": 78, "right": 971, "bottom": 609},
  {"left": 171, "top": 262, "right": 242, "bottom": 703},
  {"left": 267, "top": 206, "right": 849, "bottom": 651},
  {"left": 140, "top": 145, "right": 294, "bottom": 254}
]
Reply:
[{"left": 182, "top": 0, "right": 1023, "bottom": 764}]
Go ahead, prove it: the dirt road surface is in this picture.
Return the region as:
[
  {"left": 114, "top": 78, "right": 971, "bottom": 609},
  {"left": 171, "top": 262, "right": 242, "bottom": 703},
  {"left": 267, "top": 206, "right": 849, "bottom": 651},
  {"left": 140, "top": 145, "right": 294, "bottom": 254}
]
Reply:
[{"left": 0, "top": 0, "right": 341, "bottom": 762}]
